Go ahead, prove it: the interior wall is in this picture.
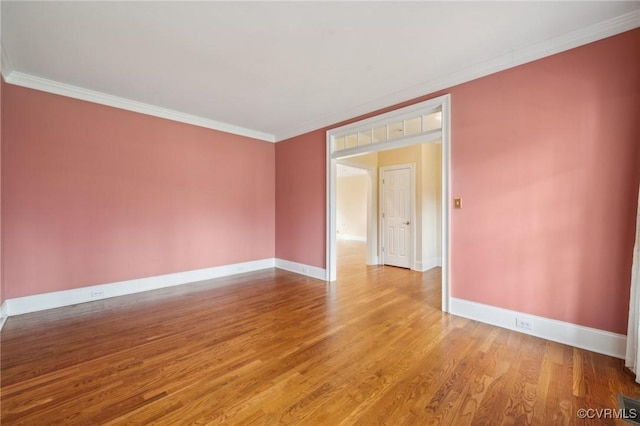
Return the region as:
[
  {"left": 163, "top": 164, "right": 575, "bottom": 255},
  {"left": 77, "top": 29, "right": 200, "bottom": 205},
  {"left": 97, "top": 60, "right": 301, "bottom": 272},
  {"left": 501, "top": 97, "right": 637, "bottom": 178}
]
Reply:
[
  {"left": 339, "top": 153, "right": 380, "bottom": 234},
  {"left": 3, "top": 84, "right": 276, "bottom": 299},
  {"left": 421, "top": 142, "right": 442, "bottom": 267},
  {"left": 274, "top": 28, "right": 640, "bottom": 334},
  {"left": 336, "top": 174, "right": 367, "bottom": 240},
  {"left": 343, "top": 152, "right": 379, "bottom": 170},
  {"left": 451, "top": 29, "right": 639, "bottom": 334},
  {"left": 275, "top": 130, "right": 326, "bottom": 267}
]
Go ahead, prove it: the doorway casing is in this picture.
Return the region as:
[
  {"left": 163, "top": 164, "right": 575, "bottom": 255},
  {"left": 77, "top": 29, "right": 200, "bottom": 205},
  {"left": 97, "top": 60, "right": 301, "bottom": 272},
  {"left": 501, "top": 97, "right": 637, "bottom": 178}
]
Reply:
[{"left": 326, "top": 94, "right": 451, "bottom": 313}]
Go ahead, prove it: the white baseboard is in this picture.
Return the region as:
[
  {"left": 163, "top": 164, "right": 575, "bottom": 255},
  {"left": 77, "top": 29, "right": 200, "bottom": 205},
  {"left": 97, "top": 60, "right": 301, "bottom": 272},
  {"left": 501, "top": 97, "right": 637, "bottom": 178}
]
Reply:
[
  {"left": 275, "top": 258, "right": 327, "bottom": 281},
  {"left": 0, "top": 301, "right": 7, "bottom": 331},
  {"left": 6, "top": 258, "right": 276, "bottom": 316},
  {"left": 450, "top": 297, "right": 626, "bottom": 359},
  {"left": 337, "top": 234, "right": 366, "bottom": 242},
  {"left": 415, "top": 257, "right": 442, "bottom": 272}
]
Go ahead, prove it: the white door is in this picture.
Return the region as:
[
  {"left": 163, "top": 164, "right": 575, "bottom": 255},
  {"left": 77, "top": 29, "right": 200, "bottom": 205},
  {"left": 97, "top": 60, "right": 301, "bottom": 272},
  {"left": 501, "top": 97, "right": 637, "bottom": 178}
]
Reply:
[{"left": 382, "top": 167, "right": 412, "bottom": 268}]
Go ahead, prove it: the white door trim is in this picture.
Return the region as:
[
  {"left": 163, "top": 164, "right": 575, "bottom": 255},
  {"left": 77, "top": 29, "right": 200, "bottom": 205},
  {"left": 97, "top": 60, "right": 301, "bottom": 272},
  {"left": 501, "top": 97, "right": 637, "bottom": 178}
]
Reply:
[
  {"left": 326, "top": 93, "right": 451, "bottom": 313},
  {"left": 379, "top": 164, "right": 416, "bottom": 270}
]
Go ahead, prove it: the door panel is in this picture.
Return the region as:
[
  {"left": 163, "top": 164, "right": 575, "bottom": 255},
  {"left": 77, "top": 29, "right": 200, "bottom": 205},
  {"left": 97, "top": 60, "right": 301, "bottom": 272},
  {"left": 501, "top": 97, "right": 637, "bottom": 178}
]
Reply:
[{"left": 382, "top": 167, "right": 411, "bottom": 268}]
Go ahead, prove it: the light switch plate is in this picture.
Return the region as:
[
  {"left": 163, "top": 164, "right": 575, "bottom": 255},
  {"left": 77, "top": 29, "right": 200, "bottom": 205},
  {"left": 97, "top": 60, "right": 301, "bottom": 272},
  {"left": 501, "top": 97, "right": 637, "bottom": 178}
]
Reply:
[{"left": 454, "top": 198, "right": 462, "bottom": 209}]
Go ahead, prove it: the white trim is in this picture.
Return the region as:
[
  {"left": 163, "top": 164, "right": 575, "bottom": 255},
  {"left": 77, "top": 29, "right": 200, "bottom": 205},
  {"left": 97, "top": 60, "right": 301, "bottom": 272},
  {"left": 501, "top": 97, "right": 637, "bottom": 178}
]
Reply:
[
  {"left": 415, "top": 257, "right": 442, "bottom": 272},
  {"left": 275, "top": 259, "right": 327, "bottom": 281},
  {"left": 331, "top": 107, "right": 442, "bottom": 141},
  {"left": 327, "top": 132, "right": 338, "bottom": 281},
  {"left": 332, "top": 130, "right": 442, "bottom": 160},
  {"left": 328, "top": 102, "right": 443, "bottom": 160},
  {"left": 275, "top": 10, "right": 640, "bottom": 142},
  {"left": 379, "top": 163, "right": 416, "bottom": 271},
  {"left": 0, "top": 301, "right": 7, "bottom": 331},
  {"left": 450, "top": 297, "right": 627, "bottom": 359},
  {"left": 5, "top": 258, "right": 276, "bottom": 316},
  {"left": 337, "top": 234, "right": 366, "bottom": 242},
  {"left": 3, "top": 72, "right": 276, "bottom": 143},
  {"left": 440, "top": 96, "right": 451, "bottom": 313},
  {"left": 1, "top": 11, "right": 635, "bottom": 144}
]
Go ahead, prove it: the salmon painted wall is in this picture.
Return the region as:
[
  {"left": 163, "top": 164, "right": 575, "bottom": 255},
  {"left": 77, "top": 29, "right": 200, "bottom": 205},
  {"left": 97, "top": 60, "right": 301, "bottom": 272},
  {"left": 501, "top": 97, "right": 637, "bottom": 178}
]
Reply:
[
  {"left": 452, "top": 30, "right": 639, "bottom": 334},
  {"left": 275, "top": 29, "right": 640, "bottom": 334},
  {"left": 3, "top": 85, "right": 275, "bottom": 299},
  {"left": 275, "top": 130, "right": 326, "bottom": 266}
]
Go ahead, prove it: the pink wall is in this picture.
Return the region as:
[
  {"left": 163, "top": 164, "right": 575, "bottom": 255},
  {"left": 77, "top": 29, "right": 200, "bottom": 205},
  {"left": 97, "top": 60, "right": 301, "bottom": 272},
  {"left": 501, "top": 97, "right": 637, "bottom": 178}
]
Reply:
[
  {"left": 275, "top": 130, "right": 326, "bottom": 266},
  {"left": 275, "top": 29, "right": 640, "bottom": 334},
  {"left": 451, "top": 30, "right": 639, "bottom": 334},
  {"left": 3, "top": 85, "right": 275, "bottom": 299}
]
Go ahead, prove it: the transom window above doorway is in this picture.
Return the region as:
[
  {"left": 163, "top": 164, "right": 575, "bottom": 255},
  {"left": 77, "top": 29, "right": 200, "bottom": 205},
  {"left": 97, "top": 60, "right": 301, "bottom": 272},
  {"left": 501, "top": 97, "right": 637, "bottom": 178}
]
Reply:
[{"left": 332, "top": 108, "right": 442, "bottom": 154}]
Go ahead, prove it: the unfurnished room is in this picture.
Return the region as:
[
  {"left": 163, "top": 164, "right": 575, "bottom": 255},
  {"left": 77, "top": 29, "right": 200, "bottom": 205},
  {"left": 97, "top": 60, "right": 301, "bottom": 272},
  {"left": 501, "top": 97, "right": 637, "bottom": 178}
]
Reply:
[{"left": 0, "top": 1, "right": 639, "bottom": 424}]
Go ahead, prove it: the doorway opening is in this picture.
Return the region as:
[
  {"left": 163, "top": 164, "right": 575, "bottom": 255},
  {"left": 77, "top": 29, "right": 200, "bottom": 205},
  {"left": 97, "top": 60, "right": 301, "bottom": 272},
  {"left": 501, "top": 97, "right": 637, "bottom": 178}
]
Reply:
[
  {"left": 326, "top": 94, "right": 451, "bottom": 312},
  {"left": 336, "top": 159, "right": 378, "bottom": 266},
  {"left": 335, "top": 163, "right": 371, "bottom": 276}
]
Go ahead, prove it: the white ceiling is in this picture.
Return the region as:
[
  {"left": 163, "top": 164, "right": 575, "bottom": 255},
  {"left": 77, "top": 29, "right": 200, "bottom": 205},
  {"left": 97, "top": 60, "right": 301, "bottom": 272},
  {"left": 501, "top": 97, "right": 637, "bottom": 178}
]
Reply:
[{"left": 1, "top": 2, "right": 639, "bottom": 142}]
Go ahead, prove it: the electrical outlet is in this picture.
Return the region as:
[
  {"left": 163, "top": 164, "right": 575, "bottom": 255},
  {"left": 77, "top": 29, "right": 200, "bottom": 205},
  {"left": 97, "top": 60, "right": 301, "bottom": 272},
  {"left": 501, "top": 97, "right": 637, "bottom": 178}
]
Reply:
[
  {"left": 516, "top": 317, "right": 533, "bottom": 330},
  {"left": 91, "top": 290, "right": 104, "bottom": 298}
]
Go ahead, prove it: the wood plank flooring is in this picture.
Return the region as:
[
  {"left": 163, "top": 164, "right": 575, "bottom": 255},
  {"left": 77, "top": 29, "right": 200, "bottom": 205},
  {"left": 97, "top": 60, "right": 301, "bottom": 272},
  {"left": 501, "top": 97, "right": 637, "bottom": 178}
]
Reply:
[{"left": 1, "top": 240, "right": 639, "bottom": 424}]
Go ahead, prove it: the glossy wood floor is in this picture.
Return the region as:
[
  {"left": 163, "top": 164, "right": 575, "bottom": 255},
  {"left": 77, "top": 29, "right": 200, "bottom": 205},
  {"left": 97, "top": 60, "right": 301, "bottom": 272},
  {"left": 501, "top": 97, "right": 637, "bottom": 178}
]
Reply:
[{"left": 2, "top": 241, "right": 639, "bottom": 425}]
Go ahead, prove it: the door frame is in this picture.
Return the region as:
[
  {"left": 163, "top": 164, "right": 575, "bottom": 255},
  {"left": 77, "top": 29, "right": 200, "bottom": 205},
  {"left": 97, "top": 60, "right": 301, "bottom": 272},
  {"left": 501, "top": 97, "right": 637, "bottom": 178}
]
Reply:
[
  {"left": 379, "top": 163, "right": 416, "bottom": 270},
  {"left": 325, "top": 94, "right": 451, "bottom": 313}
]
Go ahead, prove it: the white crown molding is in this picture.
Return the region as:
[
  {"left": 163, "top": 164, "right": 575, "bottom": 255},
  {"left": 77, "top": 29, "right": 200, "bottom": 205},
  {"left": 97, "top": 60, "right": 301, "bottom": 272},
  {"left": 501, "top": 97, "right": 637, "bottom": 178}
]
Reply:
[
  {"left": 275, "top": 258, "right": 327, "bottom": 281},
  {"left": 274, "top": 10, "right": 640, "bottom": 142},
  {"left": 2, "top": 10, "right": 637, "bottom": 143},
  {"left": 3, "top": 71, "right": 276, "bottom": 143},
  {"left": 450, "top": 297, "right": 627, "bottom": 359}
]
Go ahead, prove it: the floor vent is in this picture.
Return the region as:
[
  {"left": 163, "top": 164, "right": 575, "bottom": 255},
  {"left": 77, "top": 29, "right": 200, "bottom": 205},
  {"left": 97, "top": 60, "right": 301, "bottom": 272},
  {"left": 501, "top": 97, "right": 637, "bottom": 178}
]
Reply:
[{"left": 618, "top": 394, "right": 640, "bottom": 424}]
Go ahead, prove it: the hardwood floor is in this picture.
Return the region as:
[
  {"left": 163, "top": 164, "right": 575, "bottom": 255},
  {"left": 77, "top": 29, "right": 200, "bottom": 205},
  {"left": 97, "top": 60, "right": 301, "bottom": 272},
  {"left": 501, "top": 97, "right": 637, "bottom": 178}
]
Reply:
[{"left": 1, "top": 240, "right": 639, "bottom": 424}]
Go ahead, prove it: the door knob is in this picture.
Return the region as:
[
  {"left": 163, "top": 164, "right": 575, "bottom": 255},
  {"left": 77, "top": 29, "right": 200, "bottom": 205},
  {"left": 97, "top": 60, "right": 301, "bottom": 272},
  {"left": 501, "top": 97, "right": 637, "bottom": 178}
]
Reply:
[{"left": 404, "top": 221, "right": 410, "bottom": 225}]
